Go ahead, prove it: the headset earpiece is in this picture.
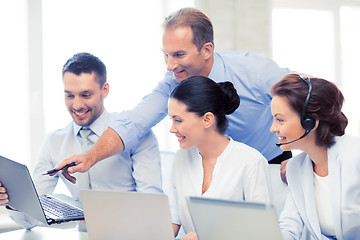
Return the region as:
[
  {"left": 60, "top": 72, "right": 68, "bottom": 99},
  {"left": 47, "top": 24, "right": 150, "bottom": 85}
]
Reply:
[
  {"left": 299, "top": 74, "right": 315, "bottom": 132},
  {"left": 301, "top": 113, "right": 316, "bottom": 131}
]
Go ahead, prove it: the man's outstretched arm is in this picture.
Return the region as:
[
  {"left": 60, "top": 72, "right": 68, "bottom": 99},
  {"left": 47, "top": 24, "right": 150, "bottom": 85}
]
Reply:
[{"left": 53, "top": 128, "right": 124, "bottom": 183}]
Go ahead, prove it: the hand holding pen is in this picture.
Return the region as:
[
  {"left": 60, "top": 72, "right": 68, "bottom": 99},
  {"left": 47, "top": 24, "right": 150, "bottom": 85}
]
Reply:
[
  {"left": 51, "top": 153, "right": 95, "bottom": 184},
  {"left": 42, "top": 162, "right": 78, "bottom": 175}
]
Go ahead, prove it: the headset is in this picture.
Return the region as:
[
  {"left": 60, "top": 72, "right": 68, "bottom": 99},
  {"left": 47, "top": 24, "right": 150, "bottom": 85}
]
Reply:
[
  {"left": 276, "top": 74, "right": 316, "bottom": 146},
  {"left": 299, "top": 75, "right": 316, "bottom": 131}
]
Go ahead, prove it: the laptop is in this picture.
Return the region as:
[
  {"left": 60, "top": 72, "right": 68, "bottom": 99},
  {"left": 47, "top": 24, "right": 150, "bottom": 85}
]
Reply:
[
  {"left": 186, "top": 196, "right": 283, "bottom": 240},
  {"left": 80, "top": 190, "right": 175, "bottom": 240},
  {"left": 0, "top": 155, "right": 84, "bottom": 225}
]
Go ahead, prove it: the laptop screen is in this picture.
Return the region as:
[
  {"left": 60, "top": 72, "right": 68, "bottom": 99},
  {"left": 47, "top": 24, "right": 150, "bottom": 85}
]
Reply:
[
  {"left": 80, "top": 190, "right": 175, "bottom": 240},
  {"left": 186, "top": 196, "right": 283, "bottom": 240},
  {"left": 0, "top": 155, "right": 84, "bottom": 225}
]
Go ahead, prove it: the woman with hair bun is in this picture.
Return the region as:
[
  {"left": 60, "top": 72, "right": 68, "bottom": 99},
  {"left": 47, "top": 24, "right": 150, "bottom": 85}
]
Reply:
[
  {"left": 168, "top": 76, "right": 271, "bottom": 239},
  {"left": 270, "top": 73, "right": 360, "bottom": 240}
]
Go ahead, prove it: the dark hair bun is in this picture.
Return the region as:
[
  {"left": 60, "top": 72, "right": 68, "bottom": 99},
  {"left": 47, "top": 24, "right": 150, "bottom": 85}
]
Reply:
[
  {"left": 332, "top": 112, "right": 348, "bottom": 136},
  {"left": 170, "top": 76, "right": 240, "bottom": 134},
  {"left": 218, "top": 82, "right": 240, "bottom": 115}
]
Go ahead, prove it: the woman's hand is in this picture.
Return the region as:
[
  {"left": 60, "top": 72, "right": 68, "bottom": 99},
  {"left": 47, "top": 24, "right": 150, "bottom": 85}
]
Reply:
[
  {"left": 181, "top": 232, "right": 198, "bottom": 240},
  {"left": 280, "top": 159, "right": 289, "bottom": 185},
  {"left": 0, "top": 182, "right": 9, "bottom": 206}
]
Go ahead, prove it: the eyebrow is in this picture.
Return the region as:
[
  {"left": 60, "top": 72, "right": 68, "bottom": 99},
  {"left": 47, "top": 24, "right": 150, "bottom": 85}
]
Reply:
[
  {"left": 64, "top": 90, "right": 93, "bottom": 94},
  {"left": 169, "top": 114, "right": 181, "bottom": 119},
  {"left": 274, "top": 113, "right": 284, "bottom": 118},
  {"left": 173, "top": 51, "right": 186, "bottom": 55},
  {"left": 162, "top": 49, "right": 186, "bottom": 55}
]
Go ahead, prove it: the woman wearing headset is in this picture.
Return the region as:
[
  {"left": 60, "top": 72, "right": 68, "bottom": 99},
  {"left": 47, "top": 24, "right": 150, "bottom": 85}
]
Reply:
[{"left": 270, "top": 73, "right": 360, "bottom": 240}]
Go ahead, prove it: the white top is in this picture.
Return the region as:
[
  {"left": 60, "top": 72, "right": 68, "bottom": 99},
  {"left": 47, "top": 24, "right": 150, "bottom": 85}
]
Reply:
[
  {"left": 313, "top": 172, "right": 336, "bottom": 237},
  {"left": 169, "top": 138, "right": 271, "bottom": 234},
  {"left": 279, "top": 135, "right": 360, "bottom": 240}
]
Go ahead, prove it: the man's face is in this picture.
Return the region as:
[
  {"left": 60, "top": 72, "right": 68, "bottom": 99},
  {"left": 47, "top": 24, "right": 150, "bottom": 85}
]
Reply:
[
  {"left": 63, "top": 72, "right": 109, "bottom": 126},
  {"left": 162, "top": 26, "right": 213, "bottom": 82}
]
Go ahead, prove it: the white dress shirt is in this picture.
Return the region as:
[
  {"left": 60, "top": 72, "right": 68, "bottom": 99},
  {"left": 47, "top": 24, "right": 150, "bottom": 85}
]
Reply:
[
  {"left": 8, "top": 110, "right": 162, "bottom": 229},
  {"left": 168, "top": 138, "right": 271, "bottom": 234}
]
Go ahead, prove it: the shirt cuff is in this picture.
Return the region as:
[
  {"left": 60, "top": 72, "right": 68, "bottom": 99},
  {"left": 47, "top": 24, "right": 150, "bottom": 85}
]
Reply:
[{"left": 108, "top": 119, "right": 139, "bottom": 151}]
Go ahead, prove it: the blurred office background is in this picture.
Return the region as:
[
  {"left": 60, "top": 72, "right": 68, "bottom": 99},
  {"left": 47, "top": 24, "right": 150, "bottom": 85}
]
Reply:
[{"left": 1, "top": 0, "right": 359, "bottom": 169}]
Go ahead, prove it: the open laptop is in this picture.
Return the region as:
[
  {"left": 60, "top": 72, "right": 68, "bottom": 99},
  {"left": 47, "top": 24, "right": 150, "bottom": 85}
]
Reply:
[
  {"left": 186, "top": 196, "right": 283, "bottom": 240},
  {"left": 80, "top": 190, "right": 175, "bottom": 240},
  {"left": 0, "top": 155, "right": 84, "bottom": 225}
]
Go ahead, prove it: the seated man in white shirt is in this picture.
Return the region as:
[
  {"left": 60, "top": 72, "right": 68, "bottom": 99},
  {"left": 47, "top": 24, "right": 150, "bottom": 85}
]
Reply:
[{"left": 0, "top": 52, "right": 162, "bottom": 229}]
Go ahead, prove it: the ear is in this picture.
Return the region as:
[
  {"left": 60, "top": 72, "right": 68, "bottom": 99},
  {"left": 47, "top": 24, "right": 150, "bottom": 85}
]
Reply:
[
  {"left": 201, "top": 42, "right": 214, "bottom": 61},
  {"left": 102, "top": 82, "right": 110, "bottom": 98},
  {"left": 313, "top": 116, "right": 320, "bottom": 131},
  {"left": 202, "top": 112, "right": 215, "bottom": 129}
]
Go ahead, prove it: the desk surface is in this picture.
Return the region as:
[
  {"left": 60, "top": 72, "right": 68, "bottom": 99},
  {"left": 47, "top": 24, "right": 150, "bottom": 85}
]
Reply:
[
  {"left": 0, "top": 209, "right": 87, "bottom": 240},
  {"left": 0, "top": 227, "right": 88, "bottom": 240}
]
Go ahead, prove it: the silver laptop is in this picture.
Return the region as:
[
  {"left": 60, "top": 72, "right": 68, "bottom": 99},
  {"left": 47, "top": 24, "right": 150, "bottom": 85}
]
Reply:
[
  {"left": 0, "top": 155, "right": 84, "bottom": 225},
  {"left": 80, "top": 190, "right": 175, "bottom": 240},
  {"left": 186, "top": 196, "right": 283, "bottom": 240}
]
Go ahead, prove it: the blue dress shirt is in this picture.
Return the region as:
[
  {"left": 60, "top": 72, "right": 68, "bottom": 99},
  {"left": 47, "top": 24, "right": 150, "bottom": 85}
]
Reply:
[{"left": 109, "top": 51, "right": 290, "bottom": 160}]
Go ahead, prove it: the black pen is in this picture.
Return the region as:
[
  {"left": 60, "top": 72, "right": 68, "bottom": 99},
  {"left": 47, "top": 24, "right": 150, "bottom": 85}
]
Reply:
[{"left": 42, "top": 162, "right": 78, "bottom": 175}]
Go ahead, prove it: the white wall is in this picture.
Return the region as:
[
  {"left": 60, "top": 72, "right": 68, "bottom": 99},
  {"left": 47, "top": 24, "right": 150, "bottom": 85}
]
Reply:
[
  {"left": 197, "top": 0, "right": 272, "bottom": 57},
  {"left": 1, "top": 0, "right": 360, "bottom": 168},
  {"left": 0, "top": 0, "right": 32, "bottom": 166}
]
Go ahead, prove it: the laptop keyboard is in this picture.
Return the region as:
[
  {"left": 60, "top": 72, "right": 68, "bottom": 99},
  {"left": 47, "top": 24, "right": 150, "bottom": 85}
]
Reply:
[{"left": 39, "top": 195, "right": 83, "bottom": 219}]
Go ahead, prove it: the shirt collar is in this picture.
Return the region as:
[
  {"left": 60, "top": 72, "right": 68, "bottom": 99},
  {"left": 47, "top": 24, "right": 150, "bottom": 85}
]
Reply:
[
  {"left": 73, "top": 110, "right": 110, "bottom": 137},
  {"left": 208, "top": 52, "right": 225, "bottom": 82}
]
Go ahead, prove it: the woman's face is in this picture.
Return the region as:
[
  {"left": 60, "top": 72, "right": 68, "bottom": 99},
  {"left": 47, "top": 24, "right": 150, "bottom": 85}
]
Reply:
[
  {"left": 270, "top": 95, "right": 307, "bottom": 151},
  {"left": 168, "top": 98, "right": 206, "bottom": 149}
]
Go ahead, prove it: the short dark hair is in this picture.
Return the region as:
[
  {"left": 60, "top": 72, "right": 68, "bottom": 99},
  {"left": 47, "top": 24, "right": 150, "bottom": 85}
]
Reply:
[
  {"left": 271, "top": 73, "right": 348, "bottom": 148},
  {"left": 163, "top": 8, "right": 214, "bottom": 51},
  {"left": 62, "top": 52, "right": 107, "bottom": 87},
  {"left": 170, "top": 76, "right": 240, "bottom": 134}
]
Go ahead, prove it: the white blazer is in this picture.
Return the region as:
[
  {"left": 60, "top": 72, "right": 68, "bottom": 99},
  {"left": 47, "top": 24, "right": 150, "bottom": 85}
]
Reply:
[{"left": 279, "top": 135, "right": 360, "bottom": 240}]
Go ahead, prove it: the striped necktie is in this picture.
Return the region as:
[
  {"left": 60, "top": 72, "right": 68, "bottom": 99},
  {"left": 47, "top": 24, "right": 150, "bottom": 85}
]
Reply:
[{"left": 78, "top": 128, "right": 92, "bottom": 189}]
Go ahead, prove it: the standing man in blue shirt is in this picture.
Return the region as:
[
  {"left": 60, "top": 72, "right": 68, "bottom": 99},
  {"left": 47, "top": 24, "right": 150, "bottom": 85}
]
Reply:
[
  {"left": 56, "top": 8, "right": 291, "bottom": 180},
  {"left": 0, "top": 52, "right": 162, "bottom": 229}
]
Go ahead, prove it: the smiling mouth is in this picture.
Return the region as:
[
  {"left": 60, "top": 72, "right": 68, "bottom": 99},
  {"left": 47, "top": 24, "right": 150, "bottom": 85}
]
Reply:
[
  {"left": 278, "top": 136, "right": 286, "bottom": 142},
  {"left": 73, "top": 110, "right": 90, "bottom": 118},
  {"left": 176, "top": 135, "right": 185, "bottom": 142},
  {"left": 174, "top": 70, "right": 185, "bottom": 77}
]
